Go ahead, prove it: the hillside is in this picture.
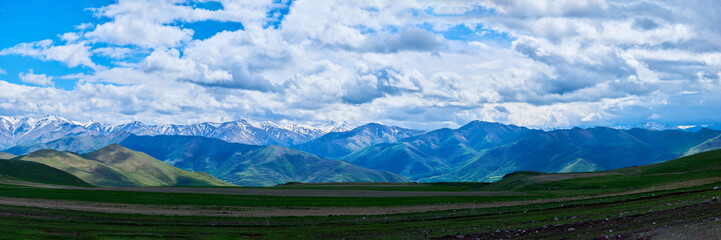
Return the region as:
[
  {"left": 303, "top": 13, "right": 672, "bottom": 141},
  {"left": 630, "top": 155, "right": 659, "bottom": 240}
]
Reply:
[
  {"left": 485, "top": 148, "right": 721, "bottom": 194},
  {"left": 293, "top": 123, "right": 425, "bottom": 158},
  {"left": 15, "top": 146, "right": 232, "bottom": 187},
  {"left": 343, "top": 121, "right": 721, "bottom": 182},
  {"left": 0, "top": 152, "right": 16, "bottom": 160},
  {"left": 119, "top": 135, "right": 410, "bottom": 186},
  {"left": 0, "top": 159, "right": 91, "bottom": 186},
  {"left": 85, "top": 144, "right": 232, "bottom": 187}
]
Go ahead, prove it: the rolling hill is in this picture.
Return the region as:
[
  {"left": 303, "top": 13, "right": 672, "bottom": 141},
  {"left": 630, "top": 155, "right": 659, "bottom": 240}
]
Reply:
[
  {"left": 293, "top": 123, "right": 425, "bottom": 158},
  {"left": 0, "top": 159, "right": 91, "bottom": 186},
  {"left": 0, "top": 152, "right": 16, "bottom": 160},
  {"left": 484, "top": 148, "right": 721, "bottom": 194},
  {"left": 118, "top": 135, "right": 410, "bottom": 186},
  {"left": 343, "top": 121, "right": 721, "bottom": 182},
  {"left": 15, "top": 145, "right": 231, "bottom": 187}
]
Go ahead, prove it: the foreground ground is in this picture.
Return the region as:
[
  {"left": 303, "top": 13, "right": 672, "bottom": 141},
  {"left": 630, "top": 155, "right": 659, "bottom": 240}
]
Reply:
[
  {"left": 0, "top": 181, "right": 719, "bottom": 239},
  {"left": 0, "top": 149, "right": 720, "bottom": 239}
]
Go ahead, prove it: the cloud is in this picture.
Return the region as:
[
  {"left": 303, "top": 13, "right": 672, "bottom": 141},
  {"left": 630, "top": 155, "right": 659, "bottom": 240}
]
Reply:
[
  {"left": 92, "top": 47, "right": 136, "bottom": 59},
  {"left": 86, "top": 17, "right": 194, "bottom": 48},
  {"left": 361, "top": 27, "right": 444, "bottom": 53},
  {"left": 0, "top": 68, "right": 5, "bottom": 75},
  {"left": 0, "top": 39, "right": 98, "bottom": 69},
  {"left": 632, "top": 17, "right": 659, "bottom": 31},
  {"left": 342, "top": 67, "right": 424, "bottom": 104},
  {"left": 18, "top": 70, "right": 54, "bottom": 86},
  {"left": 2, "top": 0, "right": 721, "bottom": 129}
]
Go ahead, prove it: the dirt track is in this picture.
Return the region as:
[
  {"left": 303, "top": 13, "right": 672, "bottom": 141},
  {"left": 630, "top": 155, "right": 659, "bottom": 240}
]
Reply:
[
  {"left": 0, "top": 196, "right": 570, "bottom": 217},
  {"left": 0, "top": 180, "right": 520, "bottom": 197},
  {"left": 96, "top": 186, "right": 521, "bottom": 197}
]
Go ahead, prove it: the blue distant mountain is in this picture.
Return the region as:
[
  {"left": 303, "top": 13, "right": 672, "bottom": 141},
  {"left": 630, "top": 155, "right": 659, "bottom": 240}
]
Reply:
[
  {"left": 4, "top": 118, "right": 721, "bottom": 184},
  {"left": 117, "top": 135, "right": 409, "bottom": 186},
  {"left": 342, "top": 121, "right": 721, "bottom": 182},
  {"left": 293, "top": 123, "right": 425, "bottom": 158}
]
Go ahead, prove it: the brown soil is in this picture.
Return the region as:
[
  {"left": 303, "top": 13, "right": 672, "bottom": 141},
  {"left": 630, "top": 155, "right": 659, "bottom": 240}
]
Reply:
[
  {"left": 94, "top": 186, "right": 521, "bottom": 197},
  {"left": 527, "top": 172, "right": 621, "bottom": 182},
  {"left": 436, "top": 195, "right": 721, "bottom": 239},
  {"left": 0, "top": 179, "right": 519, "bottom": 197},
  {"left": 0, "top": 197, "right": 568, "bottom": 217}
]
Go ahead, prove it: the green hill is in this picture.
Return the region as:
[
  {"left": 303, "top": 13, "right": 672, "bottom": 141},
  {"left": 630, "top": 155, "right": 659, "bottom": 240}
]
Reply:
[
  {"left": 0, "top": 159, "right": 91, "bottom": 186},
  {"left": 485, "top": 148, "right": 721, "bottom": 194},
  {"left": 17, "top": 149, "right": 141, "bottom": 187},
  {"left": 0, "top": 152, "right": 16, "bottom": 160},
  {"left": 85, "top": 144, "right": 232, "bottom": 187},
  {"left": 15, "top": 146, "right": 232, "bottom": 187}
]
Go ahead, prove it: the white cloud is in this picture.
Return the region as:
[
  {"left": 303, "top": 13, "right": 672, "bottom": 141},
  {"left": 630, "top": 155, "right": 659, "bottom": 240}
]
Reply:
[
  {"left": 2, "top": 0, "right": 721, "bottom": 129},
  {"left": 92, "top": 47, "right": 136, "bottom": 59},
  {"left": 75, "top": 22, "right": 94, "bottom": 30},
  {"left": 0, "top": 39, "right": 98, "bottom": 69},
  {"left": 86, "top": 17, "right": 194, "bottom": 48},
  {"left": 60, "top": 32, "right": 80, "bottom": 42},
  {"left": 18, "top": 70, "right": 54, "bottom": 86},
  {"left": 0, "top": 68, "right": 5, "bottom": 75}
]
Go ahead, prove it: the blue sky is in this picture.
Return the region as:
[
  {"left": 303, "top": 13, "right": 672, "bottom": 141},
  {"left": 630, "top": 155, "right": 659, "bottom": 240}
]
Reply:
[{"left": 0, "top": 0, "right": 720, "bottom": 130}]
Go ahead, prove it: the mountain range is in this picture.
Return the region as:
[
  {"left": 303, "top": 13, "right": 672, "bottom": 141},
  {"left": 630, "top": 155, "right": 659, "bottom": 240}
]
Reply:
[
  {"left": 293, "top": 123, "right": 425, "bottom": 158},
  {"left": 0, "top": 115, "right": 356, "bottom": 149},
  {"left": 117, "top": 135, "right": 409, "bottom": 186},
  {"left": 343, "top": 121, "right": 721, "bottom": 182},
  {"left": 3, "top": 116, "right": 721, "bottom": 185}
]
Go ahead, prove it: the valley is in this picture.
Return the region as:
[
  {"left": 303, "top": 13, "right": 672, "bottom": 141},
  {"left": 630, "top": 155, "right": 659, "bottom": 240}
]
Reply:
[
  {"left": 4, "top": 117, "right": 721, "bottom": 186},
  {"left": 1, "top": 117, "right": 721, "bottom": 239},
  {"left": 0, "top": 149, "right": 719, "bottom": 238}
]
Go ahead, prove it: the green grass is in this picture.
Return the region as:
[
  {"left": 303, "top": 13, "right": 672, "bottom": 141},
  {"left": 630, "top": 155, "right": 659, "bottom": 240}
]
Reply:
[
  {"left": 271, "top": 182, "right": 491, "bottom": 191},
  {"left": 0, "top": 149, "right": 720, "bottom": 239},
  {"left": 484, "top": 149, "right": 721, "bottom": 196},
  {"left": 0, "top": 185, "right": 540, "bottom": 207},
  {"left": 0, "top": 185, "right": 718, "bottom": 239}
]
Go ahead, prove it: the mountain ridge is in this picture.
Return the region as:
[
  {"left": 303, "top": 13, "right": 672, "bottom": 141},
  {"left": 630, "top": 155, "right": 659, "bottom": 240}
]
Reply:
[
  {"left": 118, "top": 135, "right": 410, "bottom": 186},
  {"left": 293, "top": 123, "right": 426, "bottom": 158},
  {"left": 0, "top": 115, "right": 362, "bottom": 149},
  {"left": 343, "top": 121, "right": 721, "bottom": 182}
]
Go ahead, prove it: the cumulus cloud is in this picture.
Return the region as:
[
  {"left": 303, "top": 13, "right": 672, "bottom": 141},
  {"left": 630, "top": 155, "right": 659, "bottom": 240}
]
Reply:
[
  {"left": 342, "top": 67, "right": 424, "bottom": 104},
  {"left": 0, "top": 39, "right": 98, "bottom": 69},
  {"left": 86, "top": 17, "right": 194, "bottom": 48},
  {"left": 92, "top": 47, "right": 136, "bottom": 59},
  {"left": 1, "top": 0, "right": 721, "bottom": 129},
  {"left": 18, "top": 70, "right": 54, "bottom": 86}
]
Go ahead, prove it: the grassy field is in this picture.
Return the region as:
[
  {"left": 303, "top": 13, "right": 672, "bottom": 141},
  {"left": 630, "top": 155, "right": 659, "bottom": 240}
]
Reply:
[{"left": 0, "top": 149, "right": 719, "bottom": 239}]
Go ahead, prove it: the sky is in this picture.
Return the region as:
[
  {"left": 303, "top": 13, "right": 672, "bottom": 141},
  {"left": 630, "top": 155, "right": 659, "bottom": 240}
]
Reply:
[{"left": 0, "top": 0, "right": 720, "bottom": 130}]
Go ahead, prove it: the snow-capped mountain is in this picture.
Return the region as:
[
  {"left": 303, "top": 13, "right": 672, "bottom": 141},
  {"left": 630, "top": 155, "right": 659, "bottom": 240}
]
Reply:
[
  {"left": 635, "top": 122, "right": 673, "bottom": 131},
  {"left": 0, "top": 115, "right": 357, "bottom": 150},
  {"left": 311, "top": 121, "right": 358, "bottom": 133},
  {"left": 0, "top": 115, "right": 105, "bottom": 149},
  {"left": 634, "top": 122, "right": 710, "bottom": 132}
]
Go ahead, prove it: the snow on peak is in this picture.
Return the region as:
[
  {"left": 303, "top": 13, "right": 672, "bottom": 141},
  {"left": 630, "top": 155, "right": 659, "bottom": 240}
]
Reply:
[
  {"left": 635, "top": 122, "right": 672, "bottom": 131},
  {"left": 312, "top": 121, "right": 357, "bottom": 133}
]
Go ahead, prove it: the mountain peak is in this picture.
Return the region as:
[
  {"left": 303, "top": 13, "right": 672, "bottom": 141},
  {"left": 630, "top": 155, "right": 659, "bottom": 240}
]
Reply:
[
  {"left": 85, "top": 144, "right": 146, "bottom": 165},
  {"left": 88, "top": 143, "right": 132, "bottom": 155},
  {"left": 635, "top": 122, "right": 671, "bottom": 131}
]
